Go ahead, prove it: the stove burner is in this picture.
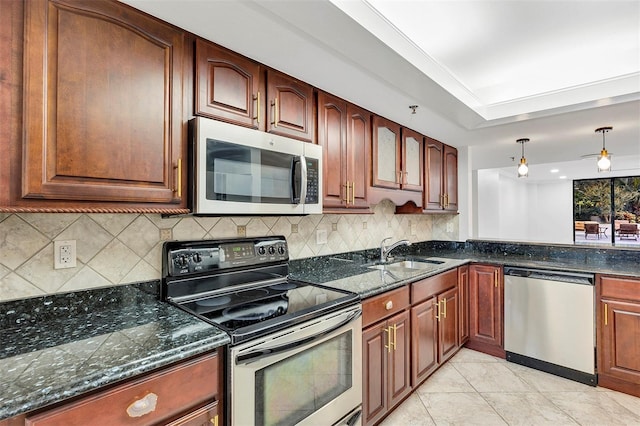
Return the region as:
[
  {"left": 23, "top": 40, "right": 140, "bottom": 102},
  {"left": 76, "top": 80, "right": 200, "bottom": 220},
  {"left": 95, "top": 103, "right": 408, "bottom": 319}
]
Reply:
[
  {"left": 236, "top": 288, "right": 269, "bottom": 299},
  {"left": 196, "top": 295, "right": 231, "bottom": 307},
  {"left": 222, "top": 302, "right": 284, "bottom": 322},
  {"left": 270, "top": 282, "right": 298, "bottom": 291}
]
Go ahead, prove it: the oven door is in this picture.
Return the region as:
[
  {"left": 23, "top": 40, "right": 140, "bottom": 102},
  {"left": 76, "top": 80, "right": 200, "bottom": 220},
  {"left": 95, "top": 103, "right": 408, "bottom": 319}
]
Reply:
[{"left": 230, "top": 305, "right": 362, "bottom": 426}]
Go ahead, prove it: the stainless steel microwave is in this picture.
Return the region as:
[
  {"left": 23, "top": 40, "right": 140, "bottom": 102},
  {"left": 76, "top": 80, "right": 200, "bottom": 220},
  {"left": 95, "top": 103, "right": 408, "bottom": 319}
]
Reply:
[{"left": 191, "top": 117, "right": 322, "bottom": 215}]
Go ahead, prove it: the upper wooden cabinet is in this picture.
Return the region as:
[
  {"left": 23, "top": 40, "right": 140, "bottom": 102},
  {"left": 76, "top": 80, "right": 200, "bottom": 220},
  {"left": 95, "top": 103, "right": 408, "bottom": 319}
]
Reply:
[
  {"left": 195, "top": 38, "right": 263, "bottom": 129},
  {"left": 195, "top": 38, "right": 314, "bottom": 142},
  {"left": 400, "top": 128, "right": 424, "bottom": 193},
  {"left": 14, "top": 0, "right": 189, "bottom": 212},
  {"left": 425, "top": 138, "right": 458, "bottom": 212},
  {"left": 317, "top": 91, "right": 370, "bottom": 211}
]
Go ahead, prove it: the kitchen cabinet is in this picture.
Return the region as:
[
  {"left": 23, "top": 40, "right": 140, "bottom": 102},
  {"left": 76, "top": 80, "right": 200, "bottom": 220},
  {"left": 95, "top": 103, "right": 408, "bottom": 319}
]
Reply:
[
  {"left": 424, "top": 138, "right": 458, "bottom": 212},
  {"left": 195, "top": 39, "right": 314, "bottom": 142},
  {"left": 467, "top": 264, "right": 505, "bottom": 358},
  {"left": 195, "top": 38, "right": 263, "bottom": 129},
  {"left": 410, "top": 269, "right": 459, "bottom": 386},
  {"left": 370, "top": 116, "right": 423, "bottom": 207},
  {"left": 24, "top": 351, "right": 223, "bottom": 425},
  {"left": 458, "top": 265, "right": 470, "bottom": 345},
  {"left": 317, "top": 91, "right": 370, "bottom": 211},
  {"left": 362, "top": 286, "right": 411, "bottom": 426},
  {"left": 7, "top": 0, "right": 189, "bottom": 213},
  {"left": 597, "top": 275, "right": 640, "bottom": 398}
]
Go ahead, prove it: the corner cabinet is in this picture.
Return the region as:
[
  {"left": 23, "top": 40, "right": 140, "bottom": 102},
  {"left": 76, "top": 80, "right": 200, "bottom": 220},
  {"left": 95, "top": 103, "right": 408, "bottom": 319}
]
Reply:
[
  {"left": 317, "top": 91, "right": 370, "bottom": 212},
  {"left": 467, "top": 264, "right": 505, "bottom": 358},
  {"left": 410, "top": 269, "right": 459, "bottom": 386},
  {"left": 15, "top": 0, "right": 189, "bottom": 213},
  {"left": 24, "top": 351, "right": 223, "bottom": 426},
  {"left": 424, "top": 138, "right": 458, "bottom": 212},
  {"left": 362, "top": 286, "right": 411, "bottom": 426},
  {"left": 597, "top": 275, "right": 640, "bottom": 398}
]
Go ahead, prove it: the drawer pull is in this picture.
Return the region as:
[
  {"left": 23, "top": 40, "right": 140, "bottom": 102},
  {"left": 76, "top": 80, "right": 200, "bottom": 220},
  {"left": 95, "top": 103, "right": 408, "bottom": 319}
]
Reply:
[
  {"left": 384, "top": 300, "right": 393, "bottom": 310},
  {"left": 127, "top": 393, "right": 158, "bottom": 417}
]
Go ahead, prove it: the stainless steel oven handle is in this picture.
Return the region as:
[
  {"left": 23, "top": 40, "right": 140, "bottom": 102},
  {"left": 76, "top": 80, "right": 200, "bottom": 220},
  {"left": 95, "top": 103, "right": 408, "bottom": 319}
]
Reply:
[
  {"left": 299, "top": 155, "right": 308, "bottom": 205},
  {"left": 235, "top": 308, "right": 361, "bottom": 365}
]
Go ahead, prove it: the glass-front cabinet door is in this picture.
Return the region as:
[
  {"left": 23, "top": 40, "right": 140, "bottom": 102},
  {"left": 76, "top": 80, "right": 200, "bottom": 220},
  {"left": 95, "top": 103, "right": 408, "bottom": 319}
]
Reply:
[
  {"left": 372, "top": 116, "right": 401, "bottom": 189},
  {"left": 401, "top": 128, "right": 424, "bottom": 192}
]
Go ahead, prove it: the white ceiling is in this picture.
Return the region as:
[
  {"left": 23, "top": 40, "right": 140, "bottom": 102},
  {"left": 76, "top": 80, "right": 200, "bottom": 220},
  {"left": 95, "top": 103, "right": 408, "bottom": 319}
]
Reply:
[{"left": 121, "top": 0, "right": 640, "bottom": 180}]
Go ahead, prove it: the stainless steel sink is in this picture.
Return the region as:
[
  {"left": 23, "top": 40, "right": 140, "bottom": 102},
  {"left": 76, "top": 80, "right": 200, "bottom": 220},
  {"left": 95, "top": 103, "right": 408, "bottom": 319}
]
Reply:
[{"left": 366, "top": 258, "right": 444, "bottom": 272}]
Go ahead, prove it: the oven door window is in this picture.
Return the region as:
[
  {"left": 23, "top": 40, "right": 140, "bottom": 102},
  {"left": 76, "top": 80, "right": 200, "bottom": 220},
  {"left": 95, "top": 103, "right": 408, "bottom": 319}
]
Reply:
[
  {"left": 255, "top": 331, "right": 353, "bottom": 426},
  {"left": 206, "top": 139, "right": 297, "bottom": 204}
]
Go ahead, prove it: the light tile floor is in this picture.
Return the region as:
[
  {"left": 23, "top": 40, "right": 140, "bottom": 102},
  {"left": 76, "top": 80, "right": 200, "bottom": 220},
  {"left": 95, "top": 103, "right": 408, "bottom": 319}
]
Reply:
[{"left": 379, "top": 348, "right": 640, "bottom": 425}]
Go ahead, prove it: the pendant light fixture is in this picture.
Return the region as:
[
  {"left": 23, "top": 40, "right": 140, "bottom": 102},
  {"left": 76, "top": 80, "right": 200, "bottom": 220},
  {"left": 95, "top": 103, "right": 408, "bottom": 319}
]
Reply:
[
  {"left": 595, "top": 126, "right": 612, "bottom": 172},
  {"left": 516, "top": 138, "right": 529, "bottom": 178}
]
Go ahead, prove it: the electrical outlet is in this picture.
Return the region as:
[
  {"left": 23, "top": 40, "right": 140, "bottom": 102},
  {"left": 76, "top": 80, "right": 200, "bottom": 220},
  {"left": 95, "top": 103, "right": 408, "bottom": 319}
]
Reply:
[
  {"left": 54, "top": 240, "right": 77, "bottom": 269},
  {"left": 446, "top": 222, "right": 454, "bottom": 233},
  {"left": 237, "top": 225, "right": 247, "bottom": 237},
  {"left": 316, "top": 229, "right": 327, "bottom": 245},
  {"left": 332, "top": 223, "right": 338, "bottom": 232}
]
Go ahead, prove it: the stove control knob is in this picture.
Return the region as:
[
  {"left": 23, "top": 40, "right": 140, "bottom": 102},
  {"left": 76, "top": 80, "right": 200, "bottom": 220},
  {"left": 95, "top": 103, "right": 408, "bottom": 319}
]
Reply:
[
  {"left": 175, "top": 255, "right": 188, "bottom": 268},
  {"left": 268, "top": 246, "right": 276, "bottom": 255},
  {"left": 192, "top": 253, "right": 202, "bottom": 263},
  {"left": 277, "top": 246, "right": 286, "bottom": 255},
  {"left": 258, "top": 246, "right": 266, "bottom": 255}
]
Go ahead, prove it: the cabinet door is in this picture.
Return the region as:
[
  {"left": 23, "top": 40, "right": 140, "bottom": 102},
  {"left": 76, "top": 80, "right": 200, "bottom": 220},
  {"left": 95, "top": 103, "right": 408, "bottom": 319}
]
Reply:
[
  {"left": 468, "top": 264, "right": 504, "bottom": 356},
  {"left": 362, "top": 324, "right": 388, "bottom": 426},
  {"left": 166, "top": 402, "right": 219, "bottom": 426},
  {"left": 599, "top": 298, "right": 640, "bottom": 390},
  {"left": 411, "top": 297, "right": 438, "bottom": 386},
  {"left": 388, "top": 310, "right": 412, "bottom": 410},
  {"left": 372, "top": 116, "right": 401, "bottom": 189},
  {"left": 438, "top": 287, "right": 459, "bottom": 364},
  {"left": 195, "top": 38, "right": 263, "bottom": 129},
  {"left": 443, "top": 145, "right": 458, "bottom": 211},
  {"left": 401, "top": 129, "right": 424, "bottom": 192},
  {"left": 424, "top": 138, "right": 444, "bottom": 210},
  {"left": 22, "top": 0, "right": 186, "bottom": 207},
  {"left": 346, "top": 103, "right": 371, "bottom": 209},
  {"left": 317, "top": 91, "right": 348, "bottom": 209},
  {"left": 458, "top": 266, "right": 470, "bottom": 345},
  {"left": 266, "top": 70, "right": 314, "bottom": 142}
]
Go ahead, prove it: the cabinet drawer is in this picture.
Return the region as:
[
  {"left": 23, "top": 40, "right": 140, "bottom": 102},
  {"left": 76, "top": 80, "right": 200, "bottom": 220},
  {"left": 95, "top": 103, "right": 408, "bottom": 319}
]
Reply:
[
  {"left": 363, "top": 286, "right": 410, "bottom": 328},
  {"left": 26, "top": 352, "right": 219, "bottom": 426},
  {"left": 600, "top": 276, "right": 640, "bottom": 301},
  {"left": 412, "top": 269, "right": 458, "bottom": 304}
]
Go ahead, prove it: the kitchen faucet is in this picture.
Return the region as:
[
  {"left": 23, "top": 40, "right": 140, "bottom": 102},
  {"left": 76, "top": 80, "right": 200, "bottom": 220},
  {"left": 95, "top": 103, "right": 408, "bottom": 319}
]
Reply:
[{"left": 380, "top": 237, "right": 411, "bottom": 262}]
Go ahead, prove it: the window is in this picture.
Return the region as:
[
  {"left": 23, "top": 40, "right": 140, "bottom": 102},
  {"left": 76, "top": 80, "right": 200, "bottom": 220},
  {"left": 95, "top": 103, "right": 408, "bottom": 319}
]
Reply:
[{"left": 573, "top": 176, "right": 640, "bottom": 246}]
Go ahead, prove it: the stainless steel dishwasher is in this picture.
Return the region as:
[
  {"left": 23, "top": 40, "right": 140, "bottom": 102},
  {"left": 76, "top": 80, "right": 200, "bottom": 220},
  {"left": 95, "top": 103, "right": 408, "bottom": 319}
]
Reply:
[{"left": 504, "top": 266, "right": 596, "bottom": 386}]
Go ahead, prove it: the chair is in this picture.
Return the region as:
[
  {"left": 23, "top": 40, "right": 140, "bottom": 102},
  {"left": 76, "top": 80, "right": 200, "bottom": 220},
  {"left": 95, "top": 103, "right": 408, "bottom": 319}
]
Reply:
[
  {"left": 584, "top": 223, "right": 600, "bottom": 239},
  {"left": 617, "top": 223, "right": 639, "bottom": 240}
]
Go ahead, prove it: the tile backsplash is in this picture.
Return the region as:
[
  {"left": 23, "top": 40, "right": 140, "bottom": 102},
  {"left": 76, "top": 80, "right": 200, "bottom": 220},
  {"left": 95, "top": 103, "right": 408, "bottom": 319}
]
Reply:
[{"left": 0, "top": 200, "right": 458, "bottom": 301}]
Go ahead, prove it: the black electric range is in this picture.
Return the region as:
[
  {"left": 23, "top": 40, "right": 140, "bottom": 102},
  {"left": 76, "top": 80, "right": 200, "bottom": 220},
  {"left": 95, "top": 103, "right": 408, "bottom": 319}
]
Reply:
[{"left": 161, "top": 236, "right": 359, "bottom": 345}]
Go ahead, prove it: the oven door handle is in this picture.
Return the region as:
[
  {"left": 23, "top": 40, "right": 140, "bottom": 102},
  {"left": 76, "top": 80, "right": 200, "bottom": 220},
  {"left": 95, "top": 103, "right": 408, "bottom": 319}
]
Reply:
[{"left": 235, "top": 308, "right": 361, "bottom": 365}]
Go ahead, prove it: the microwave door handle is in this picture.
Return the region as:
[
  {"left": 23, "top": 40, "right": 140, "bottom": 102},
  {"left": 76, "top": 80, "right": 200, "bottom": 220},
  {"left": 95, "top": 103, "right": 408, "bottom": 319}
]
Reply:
[
  {"left": 299, "top": 155, "right": 308, "bottom": 205},
  {"left": 235, "top": 308, "right": 361, "bottom": 365}
]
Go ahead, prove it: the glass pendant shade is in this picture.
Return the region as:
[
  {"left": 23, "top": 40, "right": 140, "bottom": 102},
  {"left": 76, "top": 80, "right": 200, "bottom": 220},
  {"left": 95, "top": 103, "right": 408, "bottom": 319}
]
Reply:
[{"left": 595, "top": 127, "right": 612, "bottom": 172}]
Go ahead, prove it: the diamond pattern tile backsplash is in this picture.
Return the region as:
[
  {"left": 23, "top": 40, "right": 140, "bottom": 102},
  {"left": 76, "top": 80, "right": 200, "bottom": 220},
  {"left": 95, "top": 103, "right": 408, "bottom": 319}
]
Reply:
[{"left": 0, "top": 200, "right": 458, "bottom": 301}]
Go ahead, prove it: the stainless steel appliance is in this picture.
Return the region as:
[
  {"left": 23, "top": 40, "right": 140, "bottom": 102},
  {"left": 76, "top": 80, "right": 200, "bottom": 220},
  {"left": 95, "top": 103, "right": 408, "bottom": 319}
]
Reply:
[
  {"left": 191, "top": 116, "right": 322, "bottom": 215},
  {"left": 162, "top": 236, "right": 362, "bottom": 426},
  {"left": 504, "top": 266, "right": 596, "bottom": 385}
]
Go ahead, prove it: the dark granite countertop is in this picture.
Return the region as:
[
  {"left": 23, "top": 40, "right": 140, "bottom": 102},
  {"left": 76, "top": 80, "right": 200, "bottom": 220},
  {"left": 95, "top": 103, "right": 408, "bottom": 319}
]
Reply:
[
  {"left": 290, "top": 240, "right": 640, "bottom": 299},
  {"left": 0, "top": 282, "right": 230, "bottom": 421}
]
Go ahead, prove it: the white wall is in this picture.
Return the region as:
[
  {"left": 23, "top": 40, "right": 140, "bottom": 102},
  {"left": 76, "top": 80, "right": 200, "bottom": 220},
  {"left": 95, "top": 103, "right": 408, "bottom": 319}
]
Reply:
[{"left": 476, "top": 169, "right": 574, "bottom": 243}]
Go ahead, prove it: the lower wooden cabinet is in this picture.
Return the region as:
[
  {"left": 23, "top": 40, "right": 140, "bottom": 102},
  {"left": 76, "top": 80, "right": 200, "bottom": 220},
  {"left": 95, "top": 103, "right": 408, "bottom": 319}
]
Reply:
[
  {"left": 597, "top": 275, "right": 640, "bottom": 397},
  {"left": 362, "top": 287, "right": 411, "bottom": 426},
  {"left": 411, "top": 269, "right": 459, "bottom": 386},
  {"left": 467, "top": 264, "right": 505, "bottom": 358},
  {"left": 458, "top": 265, "right": 470, "bottom": 345},
  {"left": 24, "top": 351, "right": 222, "bottom": 426}
]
